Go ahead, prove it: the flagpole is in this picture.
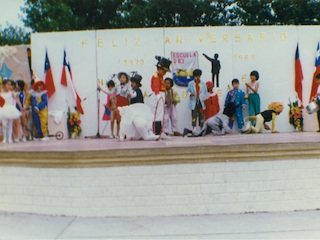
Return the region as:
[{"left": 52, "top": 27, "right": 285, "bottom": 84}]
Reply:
[{"left": 84, "top": 31, "right": 108, "bottom": 139}]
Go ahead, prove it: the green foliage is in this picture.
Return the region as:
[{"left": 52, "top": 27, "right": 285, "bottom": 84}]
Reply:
[
  {"left": 3, "top": 0, "right": 320, "bottom": 45},
  {"left": 0, "top": 25, "right": 30, "bottom": 46},
  {"left": 21, "top": 0, "right": 320, "bottom": 32},
  {"left": 271, "top": 0, "right": 320, "bottom": 25}
]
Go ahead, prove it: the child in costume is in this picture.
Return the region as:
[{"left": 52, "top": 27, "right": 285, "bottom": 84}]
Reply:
[
  {"left": 1, "top": 79, "right": 24, "bottom": 144},
  {"left": 311, "top": 73, "right": 320, "bottom": 132},
  {"left": 150, "top": 56, "right": 172, "bottom": 135},
  {"left": 128, "top": 73, "right": 144, "bottom": 104},
  {"left": 100, "top": 80, "right": 120, "bottom": 138},
  {"left": 11, "top": 80, "right": 20, "bottom": 142},
  {"left": 225, "top": 78, "right": 246, "bottom": 130},
  {"left": 183, "top": 102, "right": 236, "bottom": 137},
  {"left": 25, "top": 79, "right": 49, "bottom": 141},
  {"left": 99, "top": 72, "right": 130, "bottom": 138},
  {"left": 163, "top": 77, "right": 181, "bottom": 136},
  {"left": 14, "top": 79, "right": 27, "bottom": 142},
  {"left": 186, "top": 69, "right": 207, "bottom": 133},
  {"left": 115, "top": 72, "right": 131, "bottom": 107},
  {"left": 246, "top": 70, "right": 260, "bottom": 123},
  {"left": 204, "top": 81, "right": 220, "bottom": 121},
  {"left": 242, "top": 102, "right": 283, "bottom": 134}
]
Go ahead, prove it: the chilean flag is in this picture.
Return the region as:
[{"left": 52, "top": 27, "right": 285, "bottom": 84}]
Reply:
[
  {"left": 61, "top": 50, "right": 84, "bottom": 114},
  {"left": 44, "top": 50, "right": 55, "bottom": 98},
  {"left": 309, "top": 42, "right": 320, "bottom": 102},
  {"left": 295, "top": 44, "right": 303, "bottom": 107},
  {"left": 60, "top": 50, "right": 71, "bottom": 87}
]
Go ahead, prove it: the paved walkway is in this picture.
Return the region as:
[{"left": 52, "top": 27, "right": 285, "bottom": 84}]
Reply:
[{"left": 1, "top": 210, "right": 320, "bottom": 239}]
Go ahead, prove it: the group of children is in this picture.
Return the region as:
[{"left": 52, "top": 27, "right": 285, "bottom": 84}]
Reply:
[
  {"left": 182, "top": 68, "right": 285, "bottom": 137},
  {"left": 100, "top": 52, "right": 285, "bottom": 140},
  {"left": 99, "top": 56, "right": 181, "bottom": 138},
  {"left": 3, "top": 52, "right": 320, "bottom": 143},
  {"left": 0, "top": 76, "right": 49, "bottom": 144},
  {"left": 183, "top": 67, "right": 320, "bottom": 136},
  {"left": 181, "top": 70, "right": 287, "bottom": 138},
  {"left": 99, "top": 72, "right": 144, "bottom": 138}
]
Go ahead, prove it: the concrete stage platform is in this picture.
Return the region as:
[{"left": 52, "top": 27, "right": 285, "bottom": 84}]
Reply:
[
  {"left": 0, "top": 132, "right": 319, "bottom": 168},
  {"left": 0, "top": 131, "right": 320, "bottom": 217}
]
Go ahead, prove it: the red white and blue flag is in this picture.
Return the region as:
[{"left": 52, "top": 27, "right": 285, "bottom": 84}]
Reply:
[
  {"left": 61, "top": 50, "right": 84, "bottom": 114},
  {"left": 309, "top": 42, "right": 320, "bottom": 102},
  {"left": 295, "top": 44, "right": 303, "bottom": 107},
  {"left": 44, "top": 50, "right": 55, "bottom": 98}
]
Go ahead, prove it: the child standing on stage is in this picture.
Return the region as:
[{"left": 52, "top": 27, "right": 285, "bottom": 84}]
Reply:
[
  {"left": 204, "top": 81, "right": 220, "bottom": 121},
  {"left": 151, "top": 56, "right": 172, "bottom": 135},
  {"left": 14, "top": 79, "right": 27, "bottom": 142},
  {"left": 163, "top": 77, "right": 181, "bottom": 136},
  {"left": 186, "top": 69, "right": 207, "bottom": 134},
  {"left": 100, "top": 80, "right": 121, "bottom": 138},
  {"left": 1, "top": 79, "right": 24, "bottom": 144},
  {"left": 25, "top": 79, "right": 49, "bottom": 141},
  {"left": 311, "top": 73, "right": 320, "bottom": 132},
  {"left": 246, "top": 70, "right": 260, "bottom": 123},
  {"left": 225, "top": 78, "right": 246, "bottom": 130},
  {"left": 116, "top": 72, "right": 131, "bottom": 107},
  {"left": 128, "top": 73, "right": 144, "bottom": 104}
]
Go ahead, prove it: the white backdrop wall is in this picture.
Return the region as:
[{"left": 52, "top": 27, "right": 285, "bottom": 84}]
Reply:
[{"left": 31, "top": 26, "right": 320, "bottom": 137}]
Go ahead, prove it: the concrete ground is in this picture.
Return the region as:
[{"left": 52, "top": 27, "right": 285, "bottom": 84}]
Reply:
[{"left": 1, "top": 210, "right": 320, "bottom": 239}]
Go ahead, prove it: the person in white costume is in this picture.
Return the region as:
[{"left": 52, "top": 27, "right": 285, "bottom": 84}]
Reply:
[{"left": 0, "top": 79, "right": 24, "bottom": 144}]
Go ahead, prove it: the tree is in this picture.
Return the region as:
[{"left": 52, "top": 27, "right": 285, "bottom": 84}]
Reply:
[
  {"left": 271, "top": 0, "right": 320, "bottom": 25},
  {"left": 21, "top": 0, "right": 82, "bottom": 32},
  {"left": 21, "top": 0, "right": 124, "bottom": 31},
  {"left": 0, "top": 25, "right": 30, "bottom": 46},
  {"left": 17, "top": 0, "right": 320, "bottom": 32},
  {"left": 234, "top": 0, "right": 275, "bottom": 25}
]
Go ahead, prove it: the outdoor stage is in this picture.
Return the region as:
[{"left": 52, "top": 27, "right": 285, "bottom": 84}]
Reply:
[
  {"left": 0, "top": 132, "right": 319, "bottom": 217},
  {"left": 0, "top": 131, "right": 319, "bottom": 168}
]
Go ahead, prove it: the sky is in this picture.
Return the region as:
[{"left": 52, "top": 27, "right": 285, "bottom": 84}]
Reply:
[{"left": 0, "top": 0, "right": 25, "bottom": 28}]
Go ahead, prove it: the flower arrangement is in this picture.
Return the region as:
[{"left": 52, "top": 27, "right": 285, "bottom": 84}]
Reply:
[
  {"left": 67, "top": 107, "right": 82, "bottom": 138},
  {"left": 288, "top": 99, "right": 303, "bottom": 132}
]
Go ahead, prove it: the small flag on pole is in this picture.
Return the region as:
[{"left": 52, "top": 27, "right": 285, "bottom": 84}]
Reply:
[
  {"left": 60, "top": 50, "right": 84, "bottom": 114},
  {"left": 44, "top": 50, "right": 55, "bottom": 98},
  {"left": 309, "top": 42, "right": 320, "bottom": 102},
  {"left": 294, "top": 44, "right": 303, "bottom": 107}
]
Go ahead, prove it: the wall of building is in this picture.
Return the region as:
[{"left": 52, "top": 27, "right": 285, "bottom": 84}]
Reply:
[
  {"left": 31, "top": 26, "right": 320, "bottom": 136},
  {"left": 1, "top": 158, "right": 319, "bottom": 217}
]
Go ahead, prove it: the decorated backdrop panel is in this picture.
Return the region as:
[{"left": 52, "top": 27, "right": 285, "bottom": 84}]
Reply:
[
  {"left": 95, "top": 28, "right": 164, "bottom": 135},
  {"left": 31, "top": 31, "right": 97, "bottom": 137},
  {"left": 31, "top": 26, "right": 320, "bottom": 136}
]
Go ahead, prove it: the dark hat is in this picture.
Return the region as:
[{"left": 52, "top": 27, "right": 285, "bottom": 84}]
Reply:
[
  {"left": 223, "top": 102, "right": 236, "bottom": 118},
  {"left": 155, "top": 56, "right": 171, "bottom": 72},
  {"left": 193, "top": 69, "right": 202, "bottom": 76},
  {"left": 250, "top": 70, "right": 259, "bottom": 80},
  {"left": 117, "top": 72, "right": 129, "bottom": 83},
  {"left": 130, "top": 74, "right": 142, "bottom": 87}
]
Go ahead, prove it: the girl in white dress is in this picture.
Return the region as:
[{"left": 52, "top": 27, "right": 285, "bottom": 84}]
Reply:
[{"left": 1, "top": 79, "right": 24, "bottom": 144}]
